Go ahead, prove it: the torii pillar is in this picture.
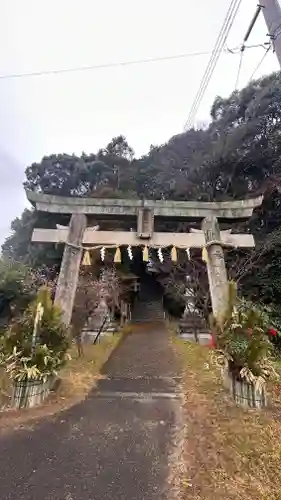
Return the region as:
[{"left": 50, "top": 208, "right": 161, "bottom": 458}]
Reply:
[
  {"left": 55, "top": 214, "right": 87, "bottom": 325},
  {"left": 201, "top": 216, "right": 229, "bottom": 321}
]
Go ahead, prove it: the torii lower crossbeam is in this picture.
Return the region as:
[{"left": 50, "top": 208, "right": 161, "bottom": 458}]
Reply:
[{"left": 32, "top": 228, "right": 255, "bottom": 248}]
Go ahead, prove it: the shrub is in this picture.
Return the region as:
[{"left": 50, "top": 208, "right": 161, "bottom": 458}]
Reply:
[
  {"left": 0, "top": 287, "right": 70, "bottom": 381},
  {"left": 210, "top": 282, "right": 278, "bottom": 386},
  {"left": 256, "top": 303, "right": 281, "bottom": 355}
]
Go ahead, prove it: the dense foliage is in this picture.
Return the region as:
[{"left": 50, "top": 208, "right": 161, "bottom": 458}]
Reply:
[
  {"left": 0, "top": 258, "right": 57, "bottom": 324},
  {"left": 2, "top": 71, "right": 281, "bottom": 312},
  {"left": 0, "top": 259, "right": 30, "bottom": 321}
]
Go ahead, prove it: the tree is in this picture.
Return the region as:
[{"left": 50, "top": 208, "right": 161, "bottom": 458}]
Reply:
[
  {"left": 98, "top": 135, "right": 134, "bottom": 161},
  {"left": 1, "top": 209, "right": 64, "bottom": 267},
  {"left": 3, "top": 71, "right": 281, "bottom": 313},
  {"left": 71, "top": 267, "right": 120, "bottom": 356},
  {"left": 0, "top": 258, "right": 58, "bottom": 325},
  {"left": 24, "top": 154, "right": 96, "bottom": 196},
  {"left": 152, "top": 250, "right": 210, "bottom": 318}
]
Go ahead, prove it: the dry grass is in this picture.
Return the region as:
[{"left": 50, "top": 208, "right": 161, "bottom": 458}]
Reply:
[
  {"left": 0, "top": 367, "right": 12, "bottom": 409},
  {"left": 57, "top": 335, "right": 122, "bottom": 400},
  {"left": 173, "top": 338, "right": 281, "bottom": 500},
  {"left": 0, "top": 333, "right": 122, "bottom": 434}
]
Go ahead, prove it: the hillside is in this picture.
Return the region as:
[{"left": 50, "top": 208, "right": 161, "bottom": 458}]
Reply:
[{"left": 2, "top": 71, "right": 281, "bottom": 309}]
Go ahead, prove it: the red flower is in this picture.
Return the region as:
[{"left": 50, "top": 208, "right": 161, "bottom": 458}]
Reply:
[
  {"left": 269, "top": 327, "right": 277, "bottom": 337},
  {"left": 209, "top": 333, "right": 216, "bottom": 349}
]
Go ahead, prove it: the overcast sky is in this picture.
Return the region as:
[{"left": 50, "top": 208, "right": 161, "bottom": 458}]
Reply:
[{"left": 0, "top": 0, "right": 280, "bottom": 245}]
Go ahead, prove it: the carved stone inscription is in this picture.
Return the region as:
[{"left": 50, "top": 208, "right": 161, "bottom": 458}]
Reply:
[
  {"left": 208, "top": 245, "right": 228, "bottom": 316},
  {"left": 99, "top": 206, "right": 127, "bottom": 214},
  {"left": 137, "top": 208, "right": 154, "bottom": 238},
  {"left": 202, "top": 216, "right": 228, "bottom": 319}
]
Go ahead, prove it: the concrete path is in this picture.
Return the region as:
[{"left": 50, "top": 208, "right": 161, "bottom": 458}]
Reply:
[{"left": 0, "top": 323, "right": 183, "bottom": 500}]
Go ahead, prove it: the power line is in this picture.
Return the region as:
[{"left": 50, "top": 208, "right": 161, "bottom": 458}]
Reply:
[
  {"left": 0, "top": 43, "right": 263, "bottom": 81},
  {"left": 235, "top": 48, "right": 244, "bottom": 90},
  {"left": 234, "top": 43, "right": 270, "bottom": 90},
  {"left": 184, "top": 0, "right": 241, "bottom": 129},
  {"left": 184, "top": 0, "right": 243, "bottom": 130},
  {"left": 249, "top": 44, "right": 271, "bottom": 81},
  {"left": 0, "top": 51, "right": 217, "bottom": 80},
  {"left": 0, "top": 49, "right": 241, "bottom": 81},
  {"left": 185, "top": 0, "right": 242, "bottom": 130}
]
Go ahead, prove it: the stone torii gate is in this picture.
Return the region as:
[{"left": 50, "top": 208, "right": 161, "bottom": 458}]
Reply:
[{"left": 26, "top": 190, "right": 263, "bottom": 325}]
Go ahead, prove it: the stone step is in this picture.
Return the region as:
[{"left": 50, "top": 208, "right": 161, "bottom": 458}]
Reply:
[
  {"left": 132, "top": 309, "right": 164, "bottom": 316},
  {"left": 179, "top": 318, "right": 207, "bottom": 329},
  {"left": 132, "top": 297, "right": 165, "bottom": 322},
  {"left": 179, "top": 332, "right": 211, "bottom": 345},
  {"left": 180, "top": 329, "right": 207, "bottom": 334},
  {"left": 137, "top": 310, "right": 161, "bottom": 314},
  {"left": 133, "top": 319, "right": 164, "bottom": 322},
  {"left": 133, "top": 314, "right": 163, "bottom": 319},
  {"left": 180, "top": 316, "right": 206, "bottom": 323},
  {"left": 179, "top": 322, "right": 208, "bottom": 329},
  {"left": 133, "top": 304, "right": 163, "bottom": 309},
  {"left": 133, "top": 312, "right": 163, "bottom": 317},
  {"left": 180, "top": 315, "right": 206, "bottom": 323},
  {"left": 135, "top": 309, "right": 163, "bottom": 314}
]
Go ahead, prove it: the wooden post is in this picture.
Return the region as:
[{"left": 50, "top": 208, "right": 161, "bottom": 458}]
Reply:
[
  {"left": 55, "top": 214, "right": 87, "bottom": 325},
  {"left": 202, "top": 216, "right": 228, "bottom": 320}
]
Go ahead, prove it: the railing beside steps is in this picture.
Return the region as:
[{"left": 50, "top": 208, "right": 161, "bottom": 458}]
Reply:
[
  {"left": 93, "top": 314, "right": 109, "bottom": 344},
  {"left": 178, "top": 313, "right": 211, "bottom": 345},
  {"left": 120, "top": 302, "right": 132, "bottom": 325},
  {"left": 81, "top": 302, "right": 132, "bottom": 344}
]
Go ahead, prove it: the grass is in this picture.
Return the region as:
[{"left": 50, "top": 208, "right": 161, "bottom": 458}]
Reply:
[
  {"left": 0, "top": 367, "right": 11, "bottom": 409},
  {"left": 0, "top": 333, "right": 122, "bottom": 433},
  {"left": 173, "top": 338, "right": 281, "bottom": 500},
  {"left": 56, "top": 334, "right": 122, "bottom": 401}
]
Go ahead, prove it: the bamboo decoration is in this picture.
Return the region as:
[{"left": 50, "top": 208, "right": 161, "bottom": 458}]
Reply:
[
  {"left": 142, "top": 245, "right": 149, "bottom": 262},
  {"left": 32, "top": 302, "right": 44, "bottom": 355},
  {"left": 171, "top": 246, "right": 177, "bottom": 262},
  {"left": 202, "top": 246, "right": 208, "bottom": 263},
  {"left": 114, "top": 246, "right": 121, "bottom": 263},
  {"left": 82, "top": 250, "right": 91, "bottom": 266}
]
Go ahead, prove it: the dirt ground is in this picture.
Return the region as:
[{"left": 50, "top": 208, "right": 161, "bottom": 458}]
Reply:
[
  {"left": 173, "top": 338, "right": 281, "bottom": 500},
  {"left": 2, "top": 329, "right": 281, "bottom": 499},
  {"left": 0, "top": 334, "right": 122, "bottom": 435}
]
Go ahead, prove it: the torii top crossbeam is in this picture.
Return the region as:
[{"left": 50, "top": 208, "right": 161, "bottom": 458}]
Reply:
[{"left": 26, "top": 190, "right": 263, "bottom": 220}]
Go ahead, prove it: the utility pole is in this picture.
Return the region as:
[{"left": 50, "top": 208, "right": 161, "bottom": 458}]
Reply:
[{"left": 261, "top": 0, "right": 281, "bottom": 67}]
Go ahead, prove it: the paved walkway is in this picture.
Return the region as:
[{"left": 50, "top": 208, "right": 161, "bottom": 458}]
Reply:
[{"left": 0, "top": 322, "right": 183, "bottom": 500}]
